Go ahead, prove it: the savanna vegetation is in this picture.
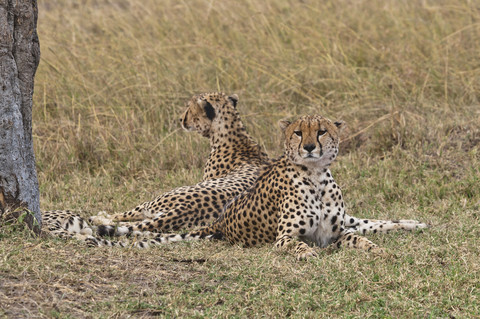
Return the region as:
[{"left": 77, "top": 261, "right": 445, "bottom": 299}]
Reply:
[{"left": 1, "top": 0, "right": 479, "bottom": 317}]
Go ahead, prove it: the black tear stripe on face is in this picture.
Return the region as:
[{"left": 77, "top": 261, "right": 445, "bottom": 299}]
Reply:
[
  {"left": 295, "top": 129, "right": 303, "bottom": 156},
  {"left": 204, "top": 101, "right": 215, "bottom": 120},
  {"left": 315, "top": 135, "right": 323, "bottom": 156},
  {"left": 316, "top": 130, "right": 323, "bottom": 153}
]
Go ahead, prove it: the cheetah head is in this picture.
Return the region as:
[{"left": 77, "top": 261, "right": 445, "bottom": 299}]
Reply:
[
  {"left": 180, "top": 92, "right": 239, "bottom": 138},
  {"left": 279, "top": 115, "right": 345, "bottom": 168}
]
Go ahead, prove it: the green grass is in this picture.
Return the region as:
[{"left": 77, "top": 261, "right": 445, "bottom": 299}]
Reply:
[{"left": 1, "top": 0, "right": 479, "bottom": 317}]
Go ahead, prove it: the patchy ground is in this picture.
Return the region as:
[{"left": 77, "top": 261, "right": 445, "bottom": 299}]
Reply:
[{"left": 1, "top": 206, "right": 479, "bottom": 318}]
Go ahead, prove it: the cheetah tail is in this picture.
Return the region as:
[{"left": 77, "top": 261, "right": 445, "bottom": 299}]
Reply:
[
  {"left": 344, "top": 214, "right": 429, "bottom": 234},
  {"left": 89, "top": 226, "right": 223, "bottom": 249}
]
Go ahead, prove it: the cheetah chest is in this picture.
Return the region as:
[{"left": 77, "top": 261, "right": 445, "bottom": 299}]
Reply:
[{"left": 292, "top": 171, "right": 344, "bottom": 248}]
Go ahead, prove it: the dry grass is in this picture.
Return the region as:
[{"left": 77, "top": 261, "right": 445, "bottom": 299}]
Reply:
[{"left": 1, "top": 0, "right": 479, "bottom": 317}]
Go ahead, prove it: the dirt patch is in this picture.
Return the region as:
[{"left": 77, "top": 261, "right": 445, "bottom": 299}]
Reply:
[{"left": 0, "top": 238, "right": 211, "bottom": 318}]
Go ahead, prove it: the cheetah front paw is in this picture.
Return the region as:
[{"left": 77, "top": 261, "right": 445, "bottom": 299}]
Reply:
[
  {"left": 369, "top": 246, "right": 391, "bottom": 258},
  {"left": 296, "top": 249, "right": 318, "bottom": 261}
]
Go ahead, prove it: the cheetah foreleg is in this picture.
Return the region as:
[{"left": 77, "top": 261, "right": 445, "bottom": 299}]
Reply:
[
  {"left": 333, "top": 232, "right": 386, "bottom": 256},
  {"left": 274, "top": 234, "right": 318, "bottom": 260}
]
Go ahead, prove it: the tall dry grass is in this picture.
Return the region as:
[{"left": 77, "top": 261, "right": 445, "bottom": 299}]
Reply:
[
  {"left": 33, "top": 0, "right": 478, "bottom": 204},
  {"left": 35, "top": 0, "right": 479, "bottom": 212}
]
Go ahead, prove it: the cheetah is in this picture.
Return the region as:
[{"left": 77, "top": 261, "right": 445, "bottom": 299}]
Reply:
[
  {"left": 41, "top": 92, "right": 267, "bottom": 241},
  {"left": 90, "top": 92, "right": 271, "bottom": 236},
  {"left": 88, "top": 115, "right": 428, "bottom": 259},
  {"left": 182, "top": 93, "right": 269, "bottom": 181}
]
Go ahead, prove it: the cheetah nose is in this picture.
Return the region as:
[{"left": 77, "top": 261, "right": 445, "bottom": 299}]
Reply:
[{"left": 303, "top": 144, "right": 316, "bottom": 152}]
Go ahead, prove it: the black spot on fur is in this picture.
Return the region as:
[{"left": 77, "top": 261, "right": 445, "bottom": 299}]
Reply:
[{"left": 331, "top": 216, "right": 337, "bottom": 225}]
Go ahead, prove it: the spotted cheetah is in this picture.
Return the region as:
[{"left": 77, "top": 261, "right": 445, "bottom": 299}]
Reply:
[
  {"left": 89, "top": 115, "right": 428, "bottom": 259},
  {"left": 41, "top": 92, "right": 266, "bottom": 240},
  {"left": 42, "top": 92, "right": 424, "bottom": 242},
  {"left": 90, "top": 92, "right": 271, "bottom": 236}
]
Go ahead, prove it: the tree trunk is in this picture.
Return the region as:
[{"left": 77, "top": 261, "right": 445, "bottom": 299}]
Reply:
[{"left": 0, "top": 0, "right": 41, "bottom": 231}]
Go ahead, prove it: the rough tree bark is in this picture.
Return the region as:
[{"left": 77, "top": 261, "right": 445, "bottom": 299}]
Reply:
[{"left": 0, "top": 0, "right": 41, "bottom": 231}]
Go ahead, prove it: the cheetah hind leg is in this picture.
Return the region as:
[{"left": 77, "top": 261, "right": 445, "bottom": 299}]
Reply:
[
  {"left": 90, "top": 226, "right": 220, "bottom": 249},
  {"left": 96, "top": 205, "right": 212, "bottom": 238},
  {"left": 109, "top": 202, "right": 151, "bottom": 222},
  {"left": 87, "top": 212, "right": 133, "bottom": 228},
  {"left": 88, "top": 211, "right": 115, "bottom": 226},
  {"left": 88, "top": 202, "right": 150, "bottom": 226}
]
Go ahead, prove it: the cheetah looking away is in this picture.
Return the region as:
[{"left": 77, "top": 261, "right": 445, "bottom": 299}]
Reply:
[
  {"left": 41, "top": 92, "right": 269, "bottom": 240},
  {"left": 88, "top": 115, "right": 428, "bottom": 259},
  {"left": 88, "top": 92, "right": 271, "bottom": 236}
]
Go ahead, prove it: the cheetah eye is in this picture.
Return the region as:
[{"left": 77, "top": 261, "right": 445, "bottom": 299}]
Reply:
[
  {"left": 294, "top": 131, "right": 302, "bottom": 137},
  {"left": 317, "top": 130, "right": 327, "bottom": 137}
]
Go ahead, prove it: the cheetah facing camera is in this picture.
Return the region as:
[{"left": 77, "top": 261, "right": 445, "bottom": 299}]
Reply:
[
  {"left": 89, "top": 92, "right": 271, "bottom": 235},
  {"left": 89, "top": 115, "right": 428, "bottom": 260}
]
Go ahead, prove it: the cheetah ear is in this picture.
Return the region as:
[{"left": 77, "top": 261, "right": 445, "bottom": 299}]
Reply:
[
  {"left": 334, "top": 121, "right": 345, "bottom": 130},
  {"left": 279, "top": 120, "right": 291, "bottom": 132},
  {"left": 228, "top": 94, "right": 239, "bottom": 108},
  {"left": 197, "top": 99, "right": 215, "bottom": 120}
]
